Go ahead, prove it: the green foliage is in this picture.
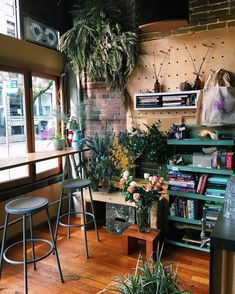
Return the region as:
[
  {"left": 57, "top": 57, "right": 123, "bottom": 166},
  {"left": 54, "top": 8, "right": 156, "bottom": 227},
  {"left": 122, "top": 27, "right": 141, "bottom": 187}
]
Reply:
[
  {"left": 112, "top": 246, "right": 189, "bottom": 294},
  {"left": 82, "top": 130, "right": 114, "bottom": 182},
  {"left": 53, "top": 131, "right": 62, "bottom": 140},
  {"left": 59, "top": 0, "right": 139, "bottom": 95},
  {"left": 143, "top": 121, "right": 173, "bottom": 165}
]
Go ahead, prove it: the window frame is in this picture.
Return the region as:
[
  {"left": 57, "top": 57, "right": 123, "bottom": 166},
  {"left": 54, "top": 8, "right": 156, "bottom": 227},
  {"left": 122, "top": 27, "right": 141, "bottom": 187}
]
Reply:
[{"left": 0, "top": 63, "right": 63, "bottom": 192}]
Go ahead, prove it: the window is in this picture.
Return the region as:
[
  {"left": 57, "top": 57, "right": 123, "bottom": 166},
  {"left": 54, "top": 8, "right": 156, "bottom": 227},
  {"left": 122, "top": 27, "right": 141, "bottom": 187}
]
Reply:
[
  {"left": 0, "top": 0, "right": 19, "bottom": 38},
  {"left": 0, "top": 70, "right": 28, "bottom": 184},
  {"left": 0, "top": 69, "right": 62, "bottom": 189}
]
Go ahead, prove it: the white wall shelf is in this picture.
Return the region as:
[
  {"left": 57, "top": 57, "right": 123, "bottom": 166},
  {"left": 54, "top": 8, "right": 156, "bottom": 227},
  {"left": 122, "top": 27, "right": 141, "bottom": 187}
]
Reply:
[{"left": 134, "top": 90, "right": 200, "bottom": 110}]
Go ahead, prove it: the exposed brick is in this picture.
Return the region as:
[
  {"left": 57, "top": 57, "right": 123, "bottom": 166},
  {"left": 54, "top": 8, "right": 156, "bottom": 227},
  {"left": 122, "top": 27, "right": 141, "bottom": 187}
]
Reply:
[
  {"left": 209, "top": 8, "right": 230, "bottom": 18},
  {"left": 190, "top": 24, "right": 208, "bottom": 31},
  {"left": 200, "top": 17, "right": 218, "bottom": 24},
  {"left": 219, "top": 14, "right": 235, "bottom": 20},
  {"left": 209, "top": 0, "right": 228, "bottom": 3},
  {"left": 210, "top": 2, "right": 230, "bottom": 10},
  {"left": 227, "top": 20, "right": 235, "bottom": 26},
  {"left": 230, "top": 7, "right": 235, "bottom": 13},
  {"left": 190, "top": 12, "right": 210, "bottom": 22},
  {"left": 192, "top": 5, "right": 210, "bottom": 13},
  {"left": 208, "top": 21, "right": 227, "bottom": 29},
  {"left": 171, "top": 27, "right": 190, "bottom": 35},
  {"left": 190, "top": 0, "right": 209, "bottom": 8}
]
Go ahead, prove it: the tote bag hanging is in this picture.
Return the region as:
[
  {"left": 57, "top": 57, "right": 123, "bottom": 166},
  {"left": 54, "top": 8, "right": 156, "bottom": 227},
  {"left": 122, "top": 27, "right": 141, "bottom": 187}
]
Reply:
[{"left": 200, "top": 69, "right": 235, "bottom": 126}]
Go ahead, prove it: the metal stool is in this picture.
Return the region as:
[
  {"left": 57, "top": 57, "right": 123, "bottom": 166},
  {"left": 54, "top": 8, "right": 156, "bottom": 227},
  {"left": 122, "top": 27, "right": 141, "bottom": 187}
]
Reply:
[
  {"left": 0, "top": 197, "right": 64, "bottom": 294},
  {"left": 55, "top": 179, "right": 100, "bottom": 258}
]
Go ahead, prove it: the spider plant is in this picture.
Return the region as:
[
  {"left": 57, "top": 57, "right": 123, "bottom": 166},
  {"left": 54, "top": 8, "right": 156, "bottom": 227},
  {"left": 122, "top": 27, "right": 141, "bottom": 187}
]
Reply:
[{"left": 110, "top": 245, "right": 190, "bottom": 294}]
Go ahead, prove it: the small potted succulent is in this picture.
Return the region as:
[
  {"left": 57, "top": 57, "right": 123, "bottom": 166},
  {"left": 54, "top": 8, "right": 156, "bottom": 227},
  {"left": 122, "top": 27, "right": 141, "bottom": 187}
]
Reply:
[{"left": 52, "top": 131, "right": 64, "bottom": 150}]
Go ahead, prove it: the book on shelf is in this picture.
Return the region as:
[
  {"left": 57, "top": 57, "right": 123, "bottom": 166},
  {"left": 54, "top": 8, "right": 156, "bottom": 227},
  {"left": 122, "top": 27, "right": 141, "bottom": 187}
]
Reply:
[
  {"left": 205, "top": 188, "right": 226, "bottom": 196},
  {"left": 168, "top": 171, "right": 194, "bottom": 180},
  {"left": 196, "top": 175, "right": 204, "bottom": 194},
  {"left": 169, "top": 179, "right": 195, "bottom": 188},
  {"left": 199, "top": 174, "right": 208, "bottom": 195},
  {"left": 169, "top": 186, "right": 196, "bottom": 193},
  {"left": 207, "top": 176, "right": 229, "bottom": 185},
  {"left": 226, "top": 152, "right": 234, "bottom": 170}
]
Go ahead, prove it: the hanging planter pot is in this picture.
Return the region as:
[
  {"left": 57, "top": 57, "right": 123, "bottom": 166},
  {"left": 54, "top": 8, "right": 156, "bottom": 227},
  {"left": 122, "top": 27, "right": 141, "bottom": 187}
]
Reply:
[{"left": 72, "top": 130, "right": 82, "bottom": 150}]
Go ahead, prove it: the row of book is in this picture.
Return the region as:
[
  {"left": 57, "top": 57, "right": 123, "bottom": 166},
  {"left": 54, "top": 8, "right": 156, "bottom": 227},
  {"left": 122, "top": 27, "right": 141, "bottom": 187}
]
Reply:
[
  {"left": 211, "top": 151, "right": 235, "bottom": 170},
  {"left": 169, "top": 198, "right": 201, "bottom": 219},
  {"left": 205, "top": 202, "right": 223, "bottom": 222},
  {"left": 168, "top": 171, "right": 228, "bottom": 196}
]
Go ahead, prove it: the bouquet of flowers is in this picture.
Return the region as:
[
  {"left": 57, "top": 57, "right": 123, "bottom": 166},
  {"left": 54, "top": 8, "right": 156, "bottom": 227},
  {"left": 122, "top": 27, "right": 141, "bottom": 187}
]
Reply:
[{"left": 119, "top": 171, "right": 164, "bottom": 209}]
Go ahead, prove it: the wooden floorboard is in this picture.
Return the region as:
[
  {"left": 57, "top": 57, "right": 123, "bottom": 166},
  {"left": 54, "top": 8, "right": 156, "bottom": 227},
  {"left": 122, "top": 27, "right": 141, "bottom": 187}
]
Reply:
[{"left": 0, "top": 223, "right": 209, "bottom": 294}]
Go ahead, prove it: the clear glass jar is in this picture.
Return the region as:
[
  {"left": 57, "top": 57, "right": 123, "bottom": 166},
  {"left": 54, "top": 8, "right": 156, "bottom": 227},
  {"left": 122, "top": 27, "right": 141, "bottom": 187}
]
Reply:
[
  {"left": 136, "top": 206, "right": 151, "bottom": 233},
  {"left": 224, "top": 175, "right": 235, "bottom": 220}
]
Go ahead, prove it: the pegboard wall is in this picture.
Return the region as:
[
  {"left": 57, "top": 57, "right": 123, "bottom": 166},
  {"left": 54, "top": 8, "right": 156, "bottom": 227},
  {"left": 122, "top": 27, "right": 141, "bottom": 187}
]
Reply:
[{"left": 127, "top": 26, "right": 235, "bottom": 132}]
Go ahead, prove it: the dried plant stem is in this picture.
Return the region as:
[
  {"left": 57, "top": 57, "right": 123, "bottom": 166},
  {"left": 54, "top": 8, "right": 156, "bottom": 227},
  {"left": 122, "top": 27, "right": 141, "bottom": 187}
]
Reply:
[{"left": 157, "top": 46, "right": 172, "bottom": 79}]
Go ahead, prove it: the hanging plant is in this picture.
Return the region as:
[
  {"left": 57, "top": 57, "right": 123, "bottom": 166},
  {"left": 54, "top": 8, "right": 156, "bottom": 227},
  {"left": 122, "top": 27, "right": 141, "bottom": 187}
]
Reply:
[{"left": 60, "top": 0, "right": 139, "bottom": 101}]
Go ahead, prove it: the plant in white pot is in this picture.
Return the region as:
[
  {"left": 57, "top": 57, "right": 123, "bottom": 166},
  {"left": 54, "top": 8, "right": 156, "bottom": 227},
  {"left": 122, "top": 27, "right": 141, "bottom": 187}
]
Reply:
[{"left": 52, "top": 131, "right": 65, "bottom": 150}]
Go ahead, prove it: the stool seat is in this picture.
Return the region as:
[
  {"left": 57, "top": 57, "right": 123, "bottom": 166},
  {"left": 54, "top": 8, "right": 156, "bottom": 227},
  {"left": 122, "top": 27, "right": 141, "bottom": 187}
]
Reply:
[
  {"left": 5, "top": 197, "right": 48, "bottom": 215},
  {"left": 61, "top": 179, "right": 91, "bottom": 189}
]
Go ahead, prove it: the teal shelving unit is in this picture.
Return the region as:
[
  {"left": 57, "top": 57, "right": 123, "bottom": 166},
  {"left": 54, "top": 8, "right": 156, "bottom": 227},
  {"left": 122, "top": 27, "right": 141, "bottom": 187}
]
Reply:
[{"left": 166, "top": 129, "right": 234, "bottom": 252}]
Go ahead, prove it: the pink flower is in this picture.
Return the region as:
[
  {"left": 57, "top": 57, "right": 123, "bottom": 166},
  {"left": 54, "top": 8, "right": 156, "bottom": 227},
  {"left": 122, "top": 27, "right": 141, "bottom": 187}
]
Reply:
[
  {"left": 154, "top": 182, "right": 161, "bottom": 190},
  {"left": 133, "top": 193, "right": 140, "bottom": 202},
  {"left": 119, "top": 178, "right": 125, "bottom": 185},
  {"left": 146, "top": 183, "right": 152, "bottom": 192},
  {"left": 127, "top": 185, "right": 135, "bottom": 193},
  {"left": 159, "top": 177, "right": 164, "bottom": 184},
  {"left": 151, "top": 176, "right": 158, "bottom": 184}
]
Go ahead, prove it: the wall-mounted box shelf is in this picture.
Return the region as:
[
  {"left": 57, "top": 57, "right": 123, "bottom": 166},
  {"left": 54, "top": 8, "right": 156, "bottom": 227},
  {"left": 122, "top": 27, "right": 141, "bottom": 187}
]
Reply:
[{"left": 134, "top": 90, "right": 200, "bottom": 110}]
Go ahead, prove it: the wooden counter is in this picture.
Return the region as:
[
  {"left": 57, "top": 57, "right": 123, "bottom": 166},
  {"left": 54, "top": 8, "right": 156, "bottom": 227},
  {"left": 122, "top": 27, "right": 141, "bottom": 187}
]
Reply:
[{"left": 210, "top": 213, "right": 235, "bottom": 294}]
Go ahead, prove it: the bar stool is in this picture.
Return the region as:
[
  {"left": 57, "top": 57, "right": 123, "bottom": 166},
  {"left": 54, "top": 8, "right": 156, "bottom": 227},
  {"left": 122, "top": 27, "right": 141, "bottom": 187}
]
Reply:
[
  {"left": 0, "top": 197, "right": 64, "bottom": 294},
  {"left": 55, "top": 179, "right": 100, "bottom": 258}
]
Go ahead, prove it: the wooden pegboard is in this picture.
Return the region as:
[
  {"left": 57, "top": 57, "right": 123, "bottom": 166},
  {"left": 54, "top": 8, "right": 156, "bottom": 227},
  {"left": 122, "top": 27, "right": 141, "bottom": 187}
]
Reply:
[{"left": 127, "top": 27, "right": 235, "bottom": 131}]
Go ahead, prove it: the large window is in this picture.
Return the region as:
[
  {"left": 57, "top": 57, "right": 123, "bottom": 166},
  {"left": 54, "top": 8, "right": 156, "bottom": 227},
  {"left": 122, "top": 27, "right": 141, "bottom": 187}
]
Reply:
[
  {"left": 0, "top": 68, "right": 62, "bottom": 189},
  {"left": 0, "top": 70, "right": 28, "bottom": 184}
]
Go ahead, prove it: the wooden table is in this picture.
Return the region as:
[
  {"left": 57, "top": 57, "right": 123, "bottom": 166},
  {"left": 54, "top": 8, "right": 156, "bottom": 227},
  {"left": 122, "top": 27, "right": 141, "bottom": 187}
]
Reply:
[
  {"left": 122, "top": 224, "right": 161, "bottom": 260},
  {"left": 0, "top": 147, "right": 89, "bottom": 171}
]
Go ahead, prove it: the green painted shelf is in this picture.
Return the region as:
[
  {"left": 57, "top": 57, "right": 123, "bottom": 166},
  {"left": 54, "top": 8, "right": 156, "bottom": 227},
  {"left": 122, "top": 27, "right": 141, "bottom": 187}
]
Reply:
[
  {"left": 168, "top": 215, "right": 201, "bottom": 225},
  {"left": 167, "top": 139, "right": 234, "bottom": 146},
  {"left": 167, "top": 190, "right": 225, "bottom": 203},
  {"left": 167, "top": 164, "right": 234, "bottom": 176},
  {"left": 167, "top": 240, "right": 210, "bottom": 252}
]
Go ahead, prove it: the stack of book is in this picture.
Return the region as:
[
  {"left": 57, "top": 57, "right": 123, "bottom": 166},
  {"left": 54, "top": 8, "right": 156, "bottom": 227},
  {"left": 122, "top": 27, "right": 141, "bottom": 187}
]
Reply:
[
  {"left": 168, "top": 171, "right": 196, "bottom": 192},
  {"left": 136, "top": 95, "right": 162, "bottom": 108},
  {"left": 205, "top": 202, "right": 223, "bottom": 222},
  {"left": 211, "top": 151, "right": 235, "bottom": 170},
  {"left": 162, "top": 95, "right": 188, "bottom": 107},
  {"left": 205, "top": 175, "right": 228, "bottom": 199}
]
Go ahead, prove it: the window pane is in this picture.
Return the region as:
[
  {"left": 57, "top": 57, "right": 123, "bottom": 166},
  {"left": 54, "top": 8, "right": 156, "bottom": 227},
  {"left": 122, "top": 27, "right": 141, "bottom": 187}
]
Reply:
[
  {"left": 0, "top": 70, "right": 28, "bottom": 183},
  {"left": 32, "top": 76, "right": 58, "bottom": 173},
  {"left": 0, "top": 0, "right": 18, "bottom": 38}
]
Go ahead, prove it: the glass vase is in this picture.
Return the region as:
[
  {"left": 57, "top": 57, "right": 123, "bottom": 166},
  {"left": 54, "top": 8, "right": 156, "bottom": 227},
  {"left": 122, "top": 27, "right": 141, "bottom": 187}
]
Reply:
[
  {"left": 72, "top": 130, "right": 82, "bottom": 150},
  {"left": 136, "top": 206, "right": 151, "bottom": 233}
]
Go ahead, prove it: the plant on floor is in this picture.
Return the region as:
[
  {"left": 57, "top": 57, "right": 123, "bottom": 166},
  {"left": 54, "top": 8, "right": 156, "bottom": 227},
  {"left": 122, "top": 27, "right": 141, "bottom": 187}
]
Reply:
[
  {"left": 59, "top": 0, "right": 139, "bottom": 104},
  {"left": 111, "top": 246, "right": 189, "bottom": 294}
]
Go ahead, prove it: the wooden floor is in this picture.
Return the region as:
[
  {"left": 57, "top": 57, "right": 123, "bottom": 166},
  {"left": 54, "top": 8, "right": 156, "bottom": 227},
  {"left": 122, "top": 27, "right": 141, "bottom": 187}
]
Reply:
[{"left": 0, "top": 222, "right": 209, "bottom": 294}]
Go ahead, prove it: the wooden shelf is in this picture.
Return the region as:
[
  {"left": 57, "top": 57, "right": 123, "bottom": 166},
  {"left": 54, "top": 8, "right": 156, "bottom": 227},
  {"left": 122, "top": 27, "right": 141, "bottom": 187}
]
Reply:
[
  {"left": 167, "top": 190, "right": 225, "bottom": 203},
  {"left": 167, "top": 164, "right": 234, "bottom": 176}
]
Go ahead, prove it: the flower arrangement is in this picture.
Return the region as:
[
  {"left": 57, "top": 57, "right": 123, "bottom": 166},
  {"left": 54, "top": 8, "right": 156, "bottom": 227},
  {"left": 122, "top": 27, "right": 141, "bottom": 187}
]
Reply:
[{"left": 119, "top": 171, "right": 164, "bottom": 209}]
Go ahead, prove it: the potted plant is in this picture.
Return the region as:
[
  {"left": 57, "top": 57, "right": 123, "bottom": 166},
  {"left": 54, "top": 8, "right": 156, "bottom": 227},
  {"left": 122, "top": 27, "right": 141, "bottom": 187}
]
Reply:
[
  {"left": 52, "top": 131, "right": 64, "bottom": 150},
  {"left": 82, "top": 130, "right": 114, "bottom": 191},
  {"left": 102, "top": 246, "right": 189, "bottom": 293}
]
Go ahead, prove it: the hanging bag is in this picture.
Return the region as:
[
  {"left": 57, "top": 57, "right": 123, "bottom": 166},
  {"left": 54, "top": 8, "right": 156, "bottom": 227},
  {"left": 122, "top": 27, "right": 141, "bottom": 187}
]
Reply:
[{"left": 200, "top": 69, "right": 235, "bottom": 126}]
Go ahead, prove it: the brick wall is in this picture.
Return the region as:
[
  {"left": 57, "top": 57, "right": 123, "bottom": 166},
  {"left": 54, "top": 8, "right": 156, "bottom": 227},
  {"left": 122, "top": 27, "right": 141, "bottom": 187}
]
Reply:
[
  {"left": 140, "top": 0, "right": 235, "bottom": 41},
  {"left": 80, "top": 74, "right": 126, "bottom": 137}
]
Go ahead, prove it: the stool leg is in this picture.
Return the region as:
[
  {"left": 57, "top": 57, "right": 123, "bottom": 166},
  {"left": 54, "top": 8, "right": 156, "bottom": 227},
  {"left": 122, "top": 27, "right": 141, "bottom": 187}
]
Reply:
[
  {"left": 29, "top": 214, "right": 36, "bottom": 270},
  {"left": 55, "top": 189, "right": 64, "bottom": 242},
  {"left": 88, "top": 186, "right": 100, "bottom": 242},
  {"left": 0, "top": 212, "right": 9, "bottom": 279},
  {"left": 45, "top": 208, "right": 64, "bottom": 283},
  {"left": 80, "top": 189, "right": 89, "bottom": 258},
  {"left": 67, "top": 190, "right": 72, "bottom": 239},
  {"left": 23, "top": 215, "right": 28, "bottom": 294}
]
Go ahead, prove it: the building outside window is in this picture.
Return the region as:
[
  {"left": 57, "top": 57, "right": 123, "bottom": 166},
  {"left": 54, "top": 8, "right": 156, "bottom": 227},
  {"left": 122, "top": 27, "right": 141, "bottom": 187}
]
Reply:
[{"left": 0, "top": 0, "right": 19, "bottom": 38}]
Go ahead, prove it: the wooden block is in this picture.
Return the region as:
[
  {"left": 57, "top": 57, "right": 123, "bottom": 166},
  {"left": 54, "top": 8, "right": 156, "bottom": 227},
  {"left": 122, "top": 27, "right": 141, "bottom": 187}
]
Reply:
[{"left": 122, "top": 225, "right": 161, "bottom": 260}]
